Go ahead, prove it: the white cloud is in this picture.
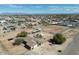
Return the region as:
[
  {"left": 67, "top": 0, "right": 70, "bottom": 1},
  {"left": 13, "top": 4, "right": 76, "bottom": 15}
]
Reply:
[
  {"left": 35, "top": 6, "right": 42, "bottom": 8},
  {"left": 30, "top": 5, "right": 43, "bottom": 8},
  {"left": 8, "top": 5, "right": 23, "bottom": 8}
]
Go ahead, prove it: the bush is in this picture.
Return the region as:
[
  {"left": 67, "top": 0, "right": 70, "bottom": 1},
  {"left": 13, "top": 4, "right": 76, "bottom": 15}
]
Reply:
[
  {"left": 49, "top": 33, "right": 66, "bottom": 44},
  {"left": 17, "top": 31, "right": 27, "bottom": 37}
]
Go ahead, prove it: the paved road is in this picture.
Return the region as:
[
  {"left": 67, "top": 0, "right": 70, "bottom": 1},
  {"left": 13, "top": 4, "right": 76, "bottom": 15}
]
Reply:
[{"left": 60, "top": 33, "right": 79, "bottom": 55}]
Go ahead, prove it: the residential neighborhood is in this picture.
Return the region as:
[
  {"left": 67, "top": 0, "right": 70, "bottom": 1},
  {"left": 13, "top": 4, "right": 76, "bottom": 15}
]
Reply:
[{"left": 0, "top": 14, "right": 79, "bottom": 54}]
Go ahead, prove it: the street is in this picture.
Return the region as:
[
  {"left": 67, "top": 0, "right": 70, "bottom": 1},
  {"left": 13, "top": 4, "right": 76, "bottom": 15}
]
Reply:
[{"left": 60, "top": 33, "right": 79, "bottom": 55}]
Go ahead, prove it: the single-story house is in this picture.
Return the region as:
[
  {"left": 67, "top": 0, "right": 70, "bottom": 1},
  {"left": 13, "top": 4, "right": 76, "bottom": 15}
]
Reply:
[
  {"left": 16, "top": 37, "right": 38, "bottom": 50},
  {"left": 24, "top": 36, "right": 38, "bottom": 50}
]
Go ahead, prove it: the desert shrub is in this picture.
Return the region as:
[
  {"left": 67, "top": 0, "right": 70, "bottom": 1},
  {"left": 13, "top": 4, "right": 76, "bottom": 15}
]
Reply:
[{"left": 17, "top": 31, "right": 27, "bottom": 37}]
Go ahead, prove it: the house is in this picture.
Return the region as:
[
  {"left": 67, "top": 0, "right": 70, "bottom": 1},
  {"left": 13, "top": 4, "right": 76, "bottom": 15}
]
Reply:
[
  {"left": 24, "top": 36, "right": 38, "bottom": 50},
  {"left": 0, "top": 20, "right": 6, "bottom": 23},
  {"left": 16, "top": 37, "right": 38, "bottom": 50},
  {"left": 32, "top": 30, "right": 40, "bottom": 34},
  {"left": 33, "top": 32, "right": 44, "bottom": 39},
  {"left": 3, "top": 25, "right": 16, "bottom": 33}
]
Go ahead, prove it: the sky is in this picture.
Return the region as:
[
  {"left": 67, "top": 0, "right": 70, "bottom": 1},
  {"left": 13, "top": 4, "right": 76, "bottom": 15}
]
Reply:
[{"left": 0, "top": 4, "right": 79, "bottom": 14}]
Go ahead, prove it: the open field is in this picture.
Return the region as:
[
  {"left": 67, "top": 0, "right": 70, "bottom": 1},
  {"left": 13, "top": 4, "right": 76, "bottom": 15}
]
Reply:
[{"left": 42, "top": 25, "right": 68, "bottom": 33}]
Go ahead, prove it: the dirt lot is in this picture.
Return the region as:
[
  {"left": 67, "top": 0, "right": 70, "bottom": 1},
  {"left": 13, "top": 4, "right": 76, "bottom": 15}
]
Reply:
[
  {"left": 24, "top": 26, "right": 79, "bottom": 55},
  {"left": 62, "top": 29, "right": 79, "bottom": 39},
  {"left": 0, "top": 25, "right": 79, "bottom": 55},
  {"left": 42, "top": 25, "right": 68, "bottom": 33},
  {"left": 0, "top": 38, "right": 28, "bottom": 55},
  {"left": 0, "top": 28, "right": 33, "bottom": 55}
]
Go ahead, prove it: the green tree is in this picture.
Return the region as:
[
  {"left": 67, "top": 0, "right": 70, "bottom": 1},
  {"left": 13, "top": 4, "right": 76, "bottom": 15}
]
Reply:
[{"left": 50, "top": 33, "right": 66, "bottom": 44}]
